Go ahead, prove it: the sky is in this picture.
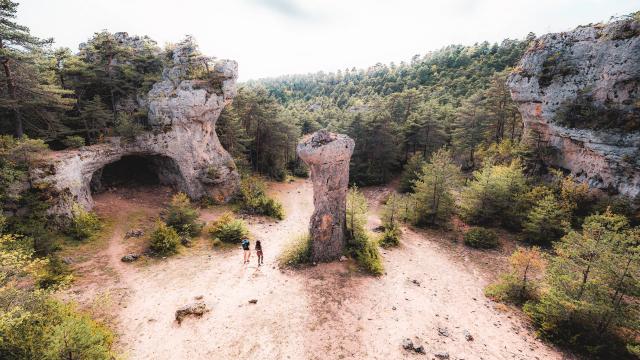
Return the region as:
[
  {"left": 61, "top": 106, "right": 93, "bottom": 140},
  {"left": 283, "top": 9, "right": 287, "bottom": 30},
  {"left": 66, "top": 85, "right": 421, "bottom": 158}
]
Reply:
[{"left": 18, "top": 0, "right": 638, "bottom": 81}]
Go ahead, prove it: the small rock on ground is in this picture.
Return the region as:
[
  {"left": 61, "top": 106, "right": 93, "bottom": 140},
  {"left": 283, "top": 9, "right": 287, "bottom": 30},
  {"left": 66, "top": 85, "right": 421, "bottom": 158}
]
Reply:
[
  {"left": 248, "top": 299, "right": 258, "bottom": 304},
  {"left": 125, "top": 229, "right": 144, "bottom": 238},
  {"left": 402, "top": 338, "right": 414, "bottom": 351},
  {"left": 121, "top": 254, "right": 140, "bottom": 262},
  {"left": 434, "top": 351, "right": 449, "bottom": 359},
  {"left": 175, "top": 301, "right": 209, "bottom": 324}
]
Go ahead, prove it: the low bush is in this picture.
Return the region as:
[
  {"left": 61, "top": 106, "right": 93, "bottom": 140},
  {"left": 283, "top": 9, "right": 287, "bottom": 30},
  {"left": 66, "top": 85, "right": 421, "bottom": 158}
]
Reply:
[
  {"left": 278, "top": 233, "right": 312, "bottom": 267},
  {"left": 0, "top": 288, "right": 115, "bottom": 360},
  {"left": 114, "top": 113, "right": 144, "bottom": 140},
  {"left": 149, "top": 221, "right": 179, "bottom": 256},
  {"left": 459, "top": 161, "right": 529, "bottom": 230},
  {"left": 346, "top": 187, "right": 384, "bottom": 275},
  {"left": 36, "top": 256, "right": 73, "bottom": 290},
  {"left": 164, "top": 193, "right": 203, "bottom": 236},
  {"left": 522, "top": 194, "right": 568, "bottom": 245},
  {"left": 350, "top": 232, "right": 384, "bottom": 275},
  {"left": 207, "top": 212, "right": 249, "bottom": 244},
  {"left": 238, "top": 177, "right": 285, "bottom": 220},
  {"left": 62, "top": 135, "right": 85, "bottom": 149},
  {"left": 67, "top": 203, "right": 102, "bottom": 241},
  {"left": 463, "top": 227, "right": 499, "bottom": 249},
  {"left": 379, "top": 226, "right": 400, "bottom": 248},
  {"left": 484, "top": 247, "right": 545, "bottom": 304}
]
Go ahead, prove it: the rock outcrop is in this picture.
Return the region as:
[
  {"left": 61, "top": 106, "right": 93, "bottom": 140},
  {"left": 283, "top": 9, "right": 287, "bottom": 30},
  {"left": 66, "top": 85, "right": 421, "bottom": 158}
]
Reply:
[
  {"left": 508, "top": 15, "right": 640, "bottom": 201},
  {"left": 297, "top": 130, "right": 355, "bottom": 262},
  {"left": 32, "top": 38, "right": 240, "bottom": 215}
]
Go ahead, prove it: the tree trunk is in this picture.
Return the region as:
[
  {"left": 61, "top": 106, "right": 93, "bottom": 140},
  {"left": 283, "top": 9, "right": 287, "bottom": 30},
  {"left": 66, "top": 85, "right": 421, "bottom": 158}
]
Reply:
[{"left": 1, "top": 57, "right": 23, "bottom": 137}]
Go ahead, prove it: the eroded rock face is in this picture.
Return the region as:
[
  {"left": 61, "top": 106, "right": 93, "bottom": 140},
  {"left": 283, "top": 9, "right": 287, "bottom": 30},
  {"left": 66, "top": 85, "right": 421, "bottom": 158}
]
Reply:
[
  {"left": 32, "top": 39, "right": 240, "bottom": 215},
  {"left": 507, "top": 16, "right": 640, "bottom": 200},
  {"left": 297, "top": 130, "right": 355, "bottom": 262}
]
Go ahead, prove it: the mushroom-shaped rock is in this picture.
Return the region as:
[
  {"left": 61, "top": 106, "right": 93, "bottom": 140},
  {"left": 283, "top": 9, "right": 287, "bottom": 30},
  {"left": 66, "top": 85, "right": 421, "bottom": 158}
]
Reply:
[{"left": 297, "top": 130, "right": 355, "bottom": 262}]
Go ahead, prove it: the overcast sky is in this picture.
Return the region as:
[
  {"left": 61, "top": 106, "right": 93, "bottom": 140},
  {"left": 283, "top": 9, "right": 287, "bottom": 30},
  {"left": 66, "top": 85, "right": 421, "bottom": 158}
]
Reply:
[{"left": 18, "top": 0, "right": 638, "bottom": 80}]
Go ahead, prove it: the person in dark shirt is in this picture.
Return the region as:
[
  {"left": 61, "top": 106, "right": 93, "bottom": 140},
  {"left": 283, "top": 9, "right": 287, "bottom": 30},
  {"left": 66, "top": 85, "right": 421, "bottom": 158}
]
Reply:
[
  {"left": 242, "top": 238, "right": 250, "bottom": 264},
  {"left": 255, "top": 240, "right": 263, "bottom": 266}
]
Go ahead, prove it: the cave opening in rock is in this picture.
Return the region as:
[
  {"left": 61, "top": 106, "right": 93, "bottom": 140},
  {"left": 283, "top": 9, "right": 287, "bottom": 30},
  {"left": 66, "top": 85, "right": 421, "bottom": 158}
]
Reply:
[{"left": 90, "top": 154, "right": 184, "bottom": 194}]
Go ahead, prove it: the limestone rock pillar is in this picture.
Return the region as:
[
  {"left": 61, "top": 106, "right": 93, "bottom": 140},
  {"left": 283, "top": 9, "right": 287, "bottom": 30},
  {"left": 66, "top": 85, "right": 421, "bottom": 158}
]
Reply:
[{"left": 297, "top": 130, "right": 355, "bottom": 262}]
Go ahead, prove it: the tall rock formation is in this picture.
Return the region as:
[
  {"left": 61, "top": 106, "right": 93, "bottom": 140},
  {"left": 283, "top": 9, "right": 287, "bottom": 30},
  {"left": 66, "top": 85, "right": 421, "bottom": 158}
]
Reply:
[
  {"left": 297, "top": 130, "right": 355, "bottom": 262},
  {"left": 31, "top": 38, "right": 240, "bottom": 215},
  {"left": 507, "top": 14, "right": 640, "bottom": 201}
]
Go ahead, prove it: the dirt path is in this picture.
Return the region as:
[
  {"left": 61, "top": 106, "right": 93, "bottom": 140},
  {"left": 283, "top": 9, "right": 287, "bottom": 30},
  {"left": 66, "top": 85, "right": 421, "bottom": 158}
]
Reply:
[{"left": 63, "top": 180, "right": 571, "bottom": 360}]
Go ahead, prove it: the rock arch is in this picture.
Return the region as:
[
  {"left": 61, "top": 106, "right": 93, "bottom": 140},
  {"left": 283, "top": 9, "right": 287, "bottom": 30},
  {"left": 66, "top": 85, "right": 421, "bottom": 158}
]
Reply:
[{"left": 31, "top": 42, "right": 240, "bottom": 216}]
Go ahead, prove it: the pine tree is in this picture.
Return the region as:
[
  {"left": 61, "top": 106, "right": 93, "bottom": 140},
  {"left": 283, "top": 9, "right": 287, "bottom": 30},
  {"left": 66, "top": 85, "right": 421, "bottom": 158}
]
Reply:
[
  {"left": 0, "top": 0, "right": 72, "bottom": 137},
  {"left": 398, "top": 153, "right": 425, "bottom": 193},
  {"left": 216, "top": 104, "right": 250, "bottom": 167},
  {"left": 486, "top": 247, "right": 546, "bottom": 304},
  {"left": 523, "top": 194, "right": 569, "bottom": 245},
  {"left": 402, "top": 101, "right": 446, "bottom": 160},
  {"left": 452, "top": 94, "right": 489, "bottom": 169},
  {"left": 459, "top": 161, "right": 529, "bottom": 227},
  {"left": 525, "top": 211, "right": 640, "bottom": 357},
  {"left": 78, "top": 95, "right": 112, "bottom": 143},
  {"left": 410, "top": 149, "right": 462, "bottom": 226},
  {"left": 484, "top": 68, "right": 521, "bottom": 142}
]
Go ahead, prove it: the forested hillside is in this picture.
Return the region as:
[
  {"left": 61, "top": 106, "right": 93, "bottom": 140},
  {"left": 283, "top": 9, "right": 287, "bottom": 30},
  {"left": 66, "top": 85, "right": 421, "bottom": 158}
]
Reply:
[{"left": 221, "top": 37, "right": 533, "bottom": 183}]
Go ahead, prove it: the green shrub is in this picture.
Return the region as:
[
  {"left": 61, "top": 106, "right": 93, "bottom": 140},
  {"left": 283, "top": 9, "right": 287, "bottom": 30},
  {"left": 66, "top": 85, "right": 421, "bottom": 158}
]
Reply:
[
  {"left": 398, "top": 153, "right": 425, "bottom": 193},
  {"left": 36, "top": 256, "right": 73, "bottom": 290},
  {"left": 289, "top": 160, "right": 309, "bottom": 178},
  {"left": 463, "top": 227, "right": 499, "bottom": 249},
  {"left": 409, "top": 149, "right": 462, "bottom": 227},
  {"left": 164, "top": 192, "right": 202, "bottom": 236},
  {"left": 459, "top": 161, "right": 529, "bottom": 229},
  {"left": 346, "top": 187, "right": 384, "bottom": 275},
  {"left": 114, "top": 113, "right": 144, "bottom": 140},
  {"left": 0, "top": 288, "right": 114, "bottom": 360},
  {"left": 62, "top": 135, "right": 85, "bottom": 149},
  {"left": 350, "top": 231, "right": 384, "bottom": 275},
  {"left": 239, "top": 177, "right": 285, "bottom": 220},
  {"left": 484, "top": 247, "right": 545, "bottom": 304},
  {"left": 68, "top": 203, "right": 102, "bottom": 241},
  {"left": 207, "top": 212, "right": 249, "bottom": 244},
  {"left": 524, "top": 211, "right": 640, "bottom": 358},
  {"left": 149, "top": 221, "right": 179, "bottom": 256},
  {"left": 278, "top": 233, "right": 312, "bottom": 267},
  {"left": 522, "top": 194, "right": 568, "bottom": 245},
  {"left": 379, "top": 226, "right": 400, "bottom": 248}
]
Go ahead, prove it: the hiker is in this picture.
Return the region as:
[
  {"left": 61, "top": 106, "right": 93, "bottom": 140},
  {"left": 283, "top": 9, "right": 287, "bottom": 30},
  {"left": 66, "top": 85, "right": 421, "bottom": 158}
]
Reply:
[
  {"left": 242, "top": 238, "right": 251, "bottom": 263},
  {"left": 255, "top": 240, "right": 263, "bottom": 266}
]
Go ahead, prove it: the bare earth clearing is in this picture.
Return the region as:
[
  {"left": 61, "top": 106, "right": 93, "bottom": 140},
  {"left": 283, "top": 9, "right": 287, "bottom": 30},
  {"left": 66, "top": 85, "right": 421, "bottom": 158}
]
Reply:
[{"left": 59, "top": 180, "right": 572, "bottom": 360}]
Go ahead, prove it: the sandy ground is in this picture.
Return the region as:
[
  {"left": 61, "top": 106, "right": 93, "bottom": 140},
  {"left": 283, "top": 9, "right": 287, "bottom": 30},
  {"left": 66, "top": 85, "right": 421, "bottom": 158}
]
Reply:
[{"left": 60, "top": 180, "right": 574, "bottom": 360}]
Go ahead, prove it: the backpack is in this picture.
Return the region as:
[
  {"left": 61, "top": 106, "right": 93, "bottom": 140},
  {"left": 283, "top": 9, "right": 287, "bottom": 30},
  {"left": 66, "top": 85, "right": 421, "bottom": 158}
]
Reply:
[{"left": 241, "top": 239, "right": 250, "bottom": 250}]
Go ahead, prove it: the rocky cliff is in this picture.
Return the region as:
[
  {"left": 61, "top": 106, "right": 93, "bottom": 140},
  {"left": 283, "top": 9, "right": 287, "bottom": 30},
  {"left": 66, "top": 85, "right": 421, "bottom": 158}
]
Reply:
[
  {"left": 32, "top": 38, "right": 240, "bottom": 215},
  {"left": 508, "top": 14, "right": 640, "bottom": 201}
]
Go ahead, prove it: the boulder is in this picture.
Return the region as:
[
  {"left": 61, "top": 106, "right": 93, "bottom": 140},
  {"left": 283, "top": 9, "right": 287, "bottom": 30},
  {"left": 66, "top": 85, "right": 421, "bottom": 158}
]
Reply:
[
  {"left": 175, "top": 301, "right": 210, "bottom": 324},
  {"left": 31, "top": 37, "right": 240, "bottom": 216},
  {"left": 508, "top": 15, "right": 640, "bottom": 201},
  {"left": 296, "top": 130, "right": 355, "bottom": 262}
]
